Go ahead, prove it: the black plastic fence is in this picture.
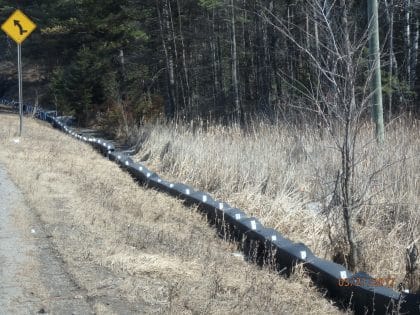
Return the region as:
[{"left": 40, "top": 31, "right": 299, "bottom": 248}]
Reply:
[{"left": 1, "top": 98, "right": 419, "bottom": 315}]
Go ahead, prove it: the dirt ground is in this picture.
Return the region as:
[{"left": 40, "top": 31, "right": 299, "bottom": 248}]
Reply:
[{"left": 0, "top": 114, "right": 345, "bottom": 314}]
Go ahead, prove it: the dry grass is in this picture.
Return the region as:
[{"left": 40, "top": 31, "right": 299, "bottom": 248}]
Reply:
[
  {"left": 130, "top": 117, "right": 419, "bottom": 292},
  {"left": 0, "top": 114, "right": 344, "bottom": 314}
]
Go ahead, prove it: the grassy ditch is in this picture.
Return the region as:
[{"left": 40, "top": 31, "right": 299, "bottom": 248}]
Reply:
[
  {"left": 0, "top": 114, "right": 344, "bottom": 314},
  {"left": 129, "top": 117, "right": 419, "bottom": 293}
]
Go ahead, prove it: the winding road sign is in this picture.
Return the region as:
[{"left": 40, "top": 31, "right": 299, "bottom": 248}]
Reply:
[
  {"left": 1, "top": 9, "right": 36, "bottom": 44},
  {"left": 1, "top": 9, "right": 36, "bottom": 136}
]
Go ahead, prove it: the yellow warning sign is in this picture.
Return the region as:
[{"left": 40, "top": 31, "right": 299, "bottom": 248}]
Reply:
[{"left": 1, "top": 9, "right": 36, "bottom": 44}]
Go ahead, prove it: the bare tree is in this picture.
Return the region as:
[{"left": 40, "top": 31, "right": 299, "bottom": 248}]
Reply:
[
  {"left": 261, "top": 0, "right": 386, "bottom": 270},
  {"left": 156, "top": 0, "right": 177, "bottom": 119}
]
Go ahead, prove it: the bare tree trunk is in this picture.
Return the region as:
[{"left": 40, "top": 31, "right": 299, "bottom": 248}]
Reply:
[
  {"left": 118, "top": 48, "right": 129, "bottom": 136},
  {"left": 167, "top": 0, "right": 188, "bottom": 116},
  {"left": 314, "top": 11, "right": 320, "bottom": 60},
  {"left": 210, "top": 10, "right": 219, "bottom": 114},
  {"left": 305, "top": 13, "right": 310, "bottom": 50},
  {"left": 410, "top": 17, "right": 419, "bottom": 89},
  {"left": 384, "top": 0, "right": 400, "bottom": 116},
  {"left": 405, "top": 0, "right": 412, "bottom": 85},
  {"left": 242, "top": 0, "right": 252, "bottom": 111},
  {"left": 255, "top": 2, "right": 270, "bottom": 113},
  {"left": 268, "top": 1, "right": 282, "bottom": 101},
  {"left": 217, "top": 30, "right": 225, "bottom": 113},
  {"left": 287, "top": 5, "right": 294, "bottom": 84},
  {"left": 230, "top": 0, "right": 241, "bottom": 121},
  {"left": 263, "top": 1, "right": 272, "bottom": 113},
  {"left": 175, "top": 0, "right": 192, "bottom": 113},
  {"left": 210, "top": 7, "right": 226, "bottom": 118},
  {"left": 166, "top": 0, "right": 178, "bottom": 118},
  {"left": 167, "top": 0, "right": 192, "bottom": 113},
  {"left": 156, "top": 0, "right": 176, "bottom": 118}
]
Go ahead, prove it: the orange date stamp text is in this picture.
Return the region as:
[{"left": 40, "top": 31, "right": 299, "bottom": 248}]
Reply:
[{"left": 338, "top": 276, "right": 396, "bottom": 288}]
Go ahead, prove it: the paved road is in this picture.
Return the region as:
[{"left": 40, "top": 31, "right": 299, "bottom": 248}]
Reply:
[{"left": 0, "top": 166, "right": 93, "bottom": 315}]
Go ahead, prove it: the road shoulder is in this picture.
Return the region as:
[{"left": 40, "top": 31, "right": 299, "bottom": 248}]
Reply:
[{"left": 0, "top": 165, "right": 94, "bottom": 315}]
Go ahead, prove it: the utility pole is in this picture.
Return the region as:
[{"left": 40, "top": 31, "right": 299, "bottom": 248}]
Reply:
[{"left": 368, "top": 0, "right": 385, "bottom": 143}]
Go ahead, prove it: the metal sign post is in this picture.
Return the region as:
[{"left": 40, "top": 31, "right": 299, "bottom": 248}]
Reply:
[
  {"left": 1, "top": 9, "right": 36, "bottom": 137},
  {"left": 18, "top": 44, "right": 23, "bottom": 136}
]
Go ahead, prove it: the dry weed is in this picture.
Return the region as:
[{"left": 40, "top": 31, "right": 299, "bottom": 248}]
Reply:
[
  {"left": 0, "top": 114, "right": 344, "bottom": 314},
  {"left": 131, "top": 117, "right": 419, "bottom": 292}
]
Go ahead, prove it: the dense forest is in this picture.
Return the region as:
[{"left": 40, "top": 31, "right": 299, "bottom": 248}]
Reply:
[{"left": 1, "top": 0, "right": 420, "bottom": 125}]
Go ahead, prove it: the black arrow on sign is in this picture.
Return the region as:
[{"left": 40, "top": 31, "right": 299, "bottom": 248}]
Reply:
[{"left": 13, "top": 20, "right": 27, "bottom": 35}]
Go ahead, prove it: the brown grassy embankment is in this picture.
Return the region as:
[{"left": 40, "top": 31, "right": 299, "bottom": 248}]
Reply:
[
  {"left": 130, "top": 117, "right": 419, "bottom": 292},
  {"left": 0, "top": 114, "right": 344, "bottom": 314}
]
